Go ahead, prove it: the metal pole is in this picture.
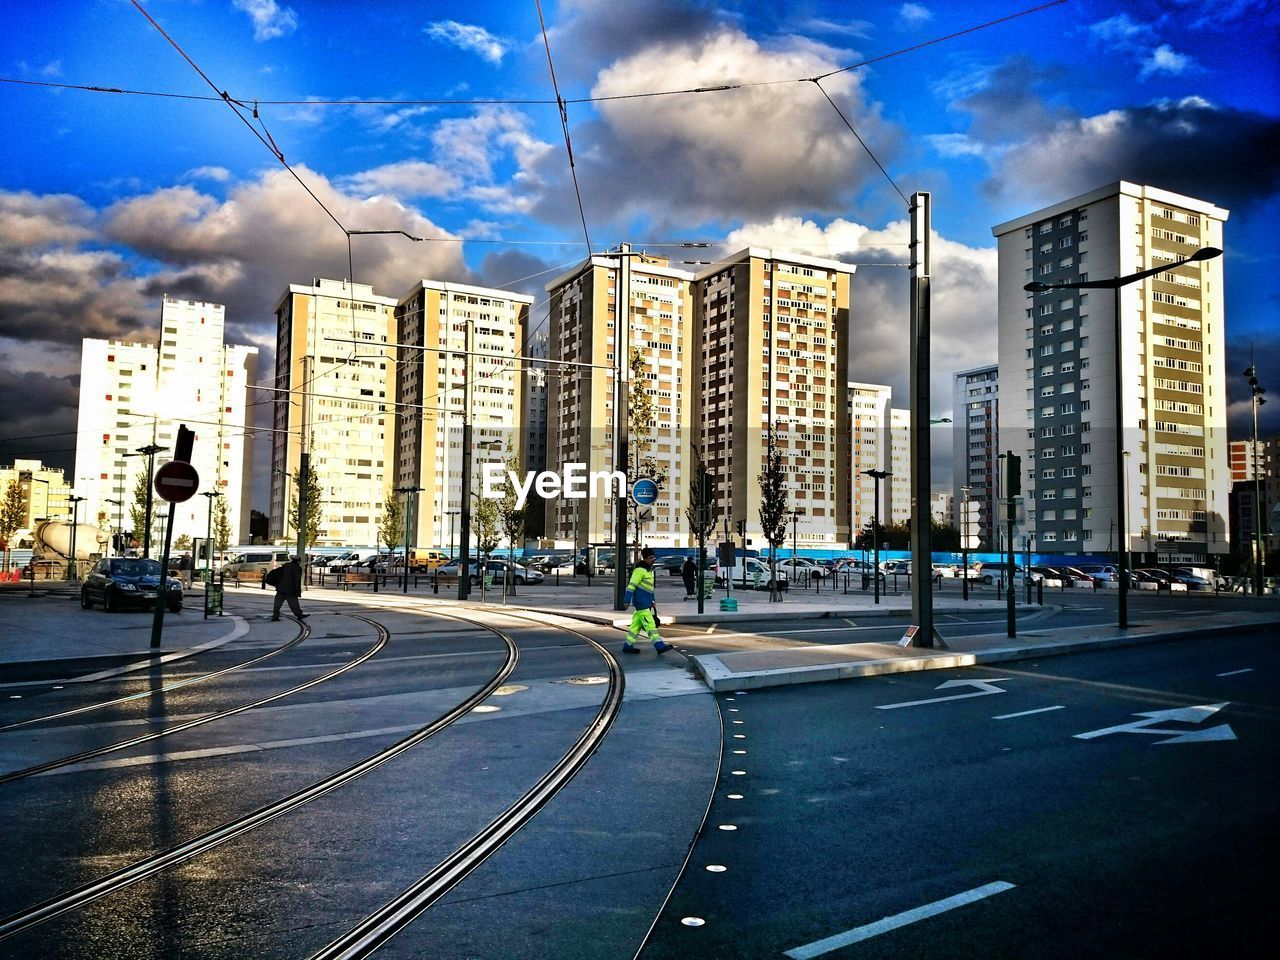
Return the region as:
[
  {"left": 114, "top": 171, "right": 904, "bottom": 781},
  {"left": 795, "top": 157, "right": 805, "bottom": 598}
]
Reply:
[
  {"left": 1252, "top": 363, "right": 1265, "bottom": 596},
  {"left": 614, "top": 243, "right": 632, "bottom": 611},
  {"left": 961, "top": 485, "right": 969, "bottom": 601},
  {"left": 1113, "top": 285, "right": 1129, "bottom": 628},
  {"left": 873, "top": 483, "right": 880, "bottom": 605},
  {"left": 66, "top": 497, "right": 84, "bottom": 580},
  {"left": 402, "top": 488, "right": 414, "bottom": 594},
  {"left": 150, "top": 507, "right": 176, "bottom": 649},
  {"left": 908, "top": 191, "right": 937, "bottom": 647},
  {"left": 458, "top": 318, "right": 474, "bottom": 601},
  {"left": 1006, "top": 488, "right": 1016, "bottom": 639}
]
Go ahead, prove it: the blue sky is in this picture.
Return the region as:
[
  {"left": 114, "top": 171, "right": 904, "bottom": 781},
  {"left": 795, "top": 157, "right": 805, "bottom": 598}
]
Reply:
[{"left": 1, "top": 0, "right": 1278, "bottom": 501}]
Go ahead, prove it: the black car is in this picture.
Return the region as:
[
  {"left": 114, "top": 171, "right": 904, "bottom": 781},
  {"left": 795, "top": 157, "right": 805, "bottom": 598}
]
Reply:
[{"left": 81, "top": 557, "right": 184, "bottom": 613}]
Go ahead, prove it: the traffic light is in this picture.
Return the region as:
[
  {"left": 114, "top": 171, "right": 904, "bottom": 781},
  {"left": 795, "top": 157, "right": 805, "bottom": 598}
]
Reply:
[
  {"left": 698, "top": 467, "right": 716, "bottom": 527},
  {"left": 1005, "top": 453, "right": 1021, "bottom": 498},
  {"left": 736, "top": 519, "right": 746, "bottom": 538}
]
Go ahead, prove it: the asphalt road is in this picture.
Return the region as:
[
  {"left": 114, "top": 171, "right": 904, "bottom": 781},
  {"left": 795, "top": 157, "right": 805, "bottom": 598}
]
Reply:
[{"left": 641, "top": 628, "right": 1279, "bottom": 959}]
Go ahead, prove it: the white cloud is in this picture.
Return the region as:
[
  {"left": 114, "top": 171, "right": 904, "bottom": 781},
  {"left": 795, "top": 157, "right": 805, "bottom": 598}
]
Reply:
[
  {"left": 184, "top": 166, "right": 232, "bottom": 183},
  {"left": 340, "top": 161, "right": 461, "bottom": 199},
  {"left": 232, "top": 0, "right": 298, "bottom": 42},
  {"left": 1139, "top": 44, "right": 1196, "bottom": 80},
  {"left": 555, "top": 30, "right": 897, "bottom": 224},
  {"left": 424, "top": 20, "right": 511, "bottom": 64},
  {"left": 924, "top": 133, "right": 991, "bottom": 159},
  {"left": 1088, "top": 13, "right": 1154, "bottom": 49},
  {"left": 429, "top": 107, "right": 555, "bottom": 214},
  {"left": 898, "top": 3, "right": 934, "bottom": 27}
]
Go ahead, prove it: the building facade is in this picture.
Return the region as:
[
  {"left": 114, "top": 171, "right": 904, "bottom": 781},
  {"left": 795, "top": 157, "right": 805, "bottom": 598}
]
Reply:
[
  {"left": 847, "top": 382, "right": 892, "bottom": 539},
  {"left": 692, "top": 250, "right": 854, "bottom": 551},
  {"left": 995, "top": 182, "right": 1229, "bottom": 563},
  {"left": 951, "top": 364, "right": 1001, "bottom": 548},
  {"left": 888, "top": 408, "right": 911, "bottom": 525},
  {"left": 75, "top": 297, "right": 257, "bottom": 551},
  {"left": 0, "top": 459, "right": 71, "bottom": 540},
  {"left": 545, "top": 252, "right": 695, "bottom": 550},
  {"left": 270, "top": 279, "right": 397, "bottom": 548},
  {"left": 393, "top": 280, "right": 531, "bottom": 552}
]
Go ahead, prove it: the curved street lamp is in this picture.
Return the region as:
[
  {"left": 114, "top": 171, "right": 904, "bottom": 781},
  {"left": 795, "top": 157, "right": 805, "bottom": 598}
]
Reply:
[{"left": 1026, "top": 245, "right": 1223, "bottom": 629}]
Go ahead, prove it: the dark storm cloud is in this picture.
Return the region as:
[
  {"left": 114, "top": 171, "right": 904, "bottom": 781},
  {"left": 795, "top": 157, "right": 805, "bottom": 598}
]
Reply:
[
  {"left": 546, "top": 0, "right": 726, "bottom": 80},
  {"left": 985, "top": 97, "right": 1280, "bottom": 210},
  {"left": 953, "top": 55, "right": 1072, "bottom": 143}
]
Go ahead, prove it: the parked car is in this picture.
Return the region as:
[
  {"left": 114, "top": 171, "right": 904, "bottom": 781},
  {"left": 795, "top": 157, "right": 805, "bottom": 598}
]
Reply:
[
  {"left": 739, "top": 557, "right": 789, "bottom": 591},
  {"left": 1075, "top": 564, "right": 1120, "bottom": 583},
  {"left": 408, "top": 548, "right": 449, "bottom": 572},
  {"left": 1173, "top": 566, "right": 1227, "bottom": 590},
  {"left": 1056, "top": 566, "right": 1096, "bottom": 583},
  {"left": 478, "top": 558, "right": 544, "bottom": 585},
  {"left": 778, "top": 557, "right": 831, "bottom": 579},
  {"left": 81, "top": 557, "right": 184, "bottom": 613},
  {"left": 223, "top": 550, "right": 290, "bottom": 580}
]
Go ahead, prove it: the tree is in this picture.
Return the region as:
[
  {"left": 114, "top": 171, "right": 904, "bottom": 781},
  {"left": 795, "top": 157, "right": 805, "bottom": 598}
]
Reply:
[
  {"left": 129, "top": 470, "right": 149, "bottom": 548},
  {"left": 473, "top": 495, "right": 500, "bottom": 559},
  {"left": 628, "top": 347, "right": 666, "bottom": 485},
  {"left": 496, "top": 447, "right": 526, "bottom": 597},
  {"left": 290, "top": 467, "right": 322, "bottom": 551},
  {"left": 0, "top": 480, "right": 24, "bottom": 571},
  {"left": 174, "top": 534, "right": 193, "bottom": 552},
  {"left": 378, "top": 489, "right": 404, "bottom": 555},
  {"left": 214, "top": 496, "right": 233, "bottom": 553},
  {"left": 931, "top": 519, "right": 961, "bottom": 552},
  {"left": 756, "top": 436, "right": 789, "bottom": 602}
]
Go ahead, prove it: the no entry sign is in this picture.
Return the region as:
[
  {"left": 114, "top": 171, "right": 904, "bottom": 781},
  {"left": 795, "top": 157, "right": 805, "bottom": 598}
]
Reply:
[{"left": 154, "top": 460, "right": 200, "bottom": 503}]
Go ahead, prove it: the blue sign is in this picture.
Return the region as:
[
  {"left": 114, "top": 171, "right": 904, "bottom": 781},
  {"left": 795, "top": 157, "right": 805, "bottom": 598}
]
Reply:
[{"left": 631, "top": 478, "right": 659, "bottom": 507}]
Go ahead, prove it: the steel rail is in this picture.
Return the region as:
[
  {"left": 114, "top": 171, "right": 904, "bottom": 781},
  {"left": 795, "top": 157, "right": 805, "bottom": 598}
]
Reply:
[
  {"left": 0, "top": 620, "right": 310, "bottom": 733},
  {"left": 309, "top": 607, "right": 624, "bottom": 960},
  {"left": 0, "top": 616, "right": 390, "bottom": 784},
  {"left": 0, "top": 610, "right": 518, "bottom": 944}
]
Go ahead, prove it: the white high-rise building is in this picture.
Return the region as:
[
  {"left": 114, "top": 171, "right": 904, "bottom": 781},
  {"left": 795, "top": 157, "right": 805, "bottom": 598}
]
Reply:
[
  {"left": 847, "top": 382, "right": 892, "bottom": 538},
  {"left": 952, "top": 364, "right": 1000, "bottom": 548},
  {"left": 888, "top": 408, "right": 912, "bottom": 524},
  {"left": 994, "top": 182, "right": 1229, "bottom": 562},
  {"left": 75, "top": 297, "right": 257, "bottom": 552}
]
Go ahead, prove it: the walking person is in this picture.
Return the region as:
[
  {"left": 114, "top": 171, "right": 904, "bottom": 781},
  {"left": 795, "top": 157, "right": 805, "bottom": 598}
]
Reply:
[
  {"left": 269, "top": 556, "right": 308, "bottom": 622},
  {"left": 681, "top": 555, "right": 697, "bottom": 601},
  {"left": 621, "top": 547, "right": 674, "bottom": 655}
]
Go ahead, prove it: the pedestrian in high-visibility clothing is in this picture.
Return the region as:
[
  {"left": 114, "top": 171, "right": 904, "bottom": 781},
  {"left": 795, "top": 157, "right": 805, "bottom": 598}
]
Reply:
[{"left": 621, "top": 547, "right": 675, "bottom": 655}]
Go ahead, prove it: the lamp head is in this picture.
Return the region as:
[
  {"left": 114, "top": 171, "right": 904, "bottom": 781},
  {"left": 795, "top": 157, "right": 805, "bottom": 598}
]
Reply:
[
  {"left": 1023, "top": 281, "right": 1052, "bottom": 293},
  {"left": 1189, "top": 246, "right": 1223, "bottom": 263},
  {"left": 1244, "top": 366, "right": 1255, "bottom": 378}
]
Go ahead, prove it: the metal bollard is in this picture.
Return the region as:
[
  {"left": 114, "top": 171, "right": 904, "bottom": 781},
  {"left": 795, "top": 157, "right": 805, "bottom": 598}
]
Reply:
[
  {"left": 433, "top": 572, "right": 439, "bottom": 594},
  {"left": 1037, "top": 580, "right": 1043, "bottom": 605}
]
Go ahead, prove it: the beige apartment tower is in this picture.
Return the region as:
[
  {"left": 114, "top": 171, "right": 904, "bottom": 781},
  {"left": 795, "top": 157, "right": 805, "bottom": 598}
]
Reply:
[
  {"left": 394, "top": 281, "right": 531, "bottom": 552},
  {"left": 995, "top": 182, "right": 1229, "bottom": 563},
  {"left": 693, "top": 249, "right": 854, "bottom": 551},
  {"left": 270, "top": 279, "right": 398, "bottom": 548}
]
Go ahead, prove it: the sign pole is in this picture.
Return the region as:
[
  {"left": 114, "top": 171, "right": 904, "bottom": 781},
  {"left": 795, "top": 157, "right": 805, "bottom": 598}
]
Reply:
[{"left": 150, "top": 506, "right": 176, "bottom": 649}]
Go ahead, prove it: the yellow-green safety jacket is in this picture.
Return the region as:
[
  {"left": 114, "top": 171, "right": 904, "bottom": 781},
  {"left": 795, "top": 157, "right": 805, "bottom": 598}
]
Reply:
[{"left": 624, "top": 564, "right": 656, "bottom": 610}]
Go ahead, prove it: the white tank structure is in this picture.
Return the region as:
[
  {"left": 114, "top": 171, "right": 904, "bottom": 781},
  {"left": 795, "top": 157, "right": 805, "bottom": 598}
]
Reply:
[{"left": 31, "top": 520, "right": 110, "bottom": 579}]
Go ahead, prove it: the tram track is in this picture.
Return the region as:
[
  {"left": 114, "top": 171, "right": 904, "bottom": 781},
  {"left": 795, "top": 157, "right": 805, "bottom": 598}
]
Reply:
[
  {"left": 0, "top": 615, "right": 393, "bottom": 785},
  {"left": 0, "top": 618, "right": 310, "bottom": 733},
  {"left": 309, "top": 605, "right": 625, "bottom": 960},
  {"left": 0, "top": 608, "right": 519, "bottom": 947}
]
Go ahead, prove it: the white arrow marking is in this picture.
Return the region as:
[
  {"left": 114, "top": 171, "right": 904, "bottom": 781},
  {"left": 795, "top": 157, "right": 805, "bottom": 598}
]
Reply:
[
  {"left": 1155, "top": 726, "right": 1237, "bottom": 745},
  {"left": 1216, "top": 668, "right": 1253, "bottom": 677},
  {"left": 876, "top": 679, "right": 1011, "bottom": 710},
  {"left": 1075, "top": 703, "right": 1232, "bottom": 742}
]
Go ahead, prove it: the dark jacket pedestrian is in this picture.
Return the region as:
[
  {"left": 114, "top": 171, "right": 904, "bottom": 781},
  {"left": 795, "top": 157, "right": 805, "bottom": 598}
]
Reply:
[
  {"left": 271, "top": 557, "right": 308, "bottom": 621},
  {"left": 681, "top": 556, "right": 698, "bottom": 600}
]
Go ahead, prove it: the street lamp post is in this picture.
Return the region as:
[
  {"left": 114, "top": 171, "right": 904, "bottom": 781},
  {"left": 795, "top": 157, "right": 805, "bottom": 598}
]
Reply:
[
  {"left": 124, "top": 443, "right": 168, "bottom": 558},
  {"left": 446, "top": 510, "right": 459, "bottom": 561},
  {"left": 1026, "top": 245, "right": 1222, "bottom": 629},
  {"left": 200, "top": 491, "right": 222, "bottom": 584},
  {"left": 961, "top": 483, "right": 971, "bottom": 601},
  {"left": 396, "top": 485, "right": 423, "bottom": 594},
  {"left": 862, "top": 469, "right": 891, "bottom": 605},
  {"left": 66, "top": 495, "right": 86, "bottom": 580},
  {"left": 1244, "top": 359, "right": 1267, "bottom": 596},
  {"left": 789, "top": 508, "right": 803, "bottom": 588}
]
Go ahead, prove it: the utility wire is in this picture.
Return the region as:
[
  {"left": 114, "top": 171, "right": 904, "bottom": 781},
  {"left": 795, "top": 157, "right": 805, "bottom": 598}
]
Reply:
[
  {"left": 534, "top": 0, "right": 592, "bottom": 258},
  {"left": 3, "top": 2, "right": 1070, "bottom": 110},
  {"left": 810, "top": 78, "right": 908, "bottom": 206}
]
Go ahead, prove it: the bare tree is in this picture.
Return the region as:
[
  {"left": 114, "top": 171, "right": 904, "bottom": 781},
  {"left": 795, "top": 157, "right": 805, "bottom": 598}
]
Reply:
[{"left": 757, "top": 436, "right": 789, "bottom": 602}]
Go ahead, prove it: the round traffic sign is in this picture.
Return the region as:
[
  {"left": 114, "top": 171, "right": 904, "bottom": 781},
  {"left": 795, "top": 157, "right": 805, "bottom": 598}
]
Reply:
[
  {"left": 631, "top": 477, "right": 659, "bottom": 507},
  {"left": 154, "top": 460, "right": 200, "bottom": 504}
]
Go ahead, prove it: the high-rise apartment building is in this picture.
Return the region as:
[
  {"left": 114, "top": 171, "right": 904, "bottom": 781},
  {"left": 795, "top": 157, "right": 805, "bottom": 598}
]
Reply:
[
  {"left": 693, "top": 250, "right": 853, "bottom": 550},
  {"left": 270, "top": 279, "right": 397, "bottom": 548},
  {"left": 394, "top": 280, "right": 531, "bottom": 551},
  {"left": 1228, "top": 434, "right": 1280, "bottom": 561},
  {"left": 76, "top": 297, "right": 257, "bottom": 549},
  {"left": 545, "top": 252, "right": 694, "bottom": 549},
  {"left": 1229, "top": 439, "right": 1259, "bottom": 483},
  {"left": 952, "top": 364, "right": 1001, "bottom": 548},
  {"left": 847, "top": 382, "right": 892, "bottom": 537},
  {"left": 888, "top": 408, "right": 911, "bottom": 524},
  {"left": 995, "top": 182, "right": 1229, "bottom": 563}
]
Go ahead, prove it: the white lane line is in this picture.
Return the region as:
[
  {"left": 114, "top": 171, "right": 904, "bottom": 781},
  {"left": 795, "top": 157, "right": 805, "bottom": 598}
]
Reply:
[
  {"left": 1216, "top": 668, "right": 1254, "bottom": 677},
  {"left": 993, "top": 705, "right": 1065, "bottom": 720},
  {"left": 784, "top": 881, "right": 1016, "bottom": 959}
]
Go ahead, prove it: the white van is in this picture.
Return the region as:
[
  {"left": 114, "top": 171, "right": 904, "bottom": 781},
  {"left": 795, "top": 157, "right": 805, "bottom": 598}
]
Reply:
[{"left": 222, "top": 550, "right": 290, "bottom": 581}]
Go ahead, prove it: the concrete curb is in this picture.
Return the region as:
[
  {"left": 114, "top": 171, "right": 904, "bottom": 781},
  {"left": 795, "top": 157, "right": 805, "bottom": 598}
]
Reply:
[
  {"left": 515, "top": 603, "right": 1045, "bottom": 630},
  {"left": 688, "top": 618, "right": 1280, "bottom": 692}
]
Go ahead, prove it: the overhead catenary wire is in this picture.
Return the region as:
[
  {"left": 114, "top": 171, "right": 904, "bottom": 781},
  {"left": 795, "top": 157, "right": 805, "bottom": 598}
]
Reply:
[
  {"left": 809, "top": 77, "right": 908, "bottom": 207},
  {"left": 534, "top": 0, "right": 592, "bottom": 258}
]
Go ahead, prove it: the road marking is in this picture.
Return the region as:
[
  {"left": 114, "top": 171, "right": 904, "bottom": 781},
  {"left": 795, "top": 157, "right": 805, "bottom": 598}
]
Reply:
[
  {"left": 876, "top": 679, "right": 1011, "bottom": 711},
  {"left": 784, "top": 881, "right": 1016, "bottom": 959},
  {"left": 705, "top": 624, "right": 717, "bottom": 635},
  {"left": 1217, "top": 668, "right": 1254, "bottom": 677},
  {"left": 1074, "top": 703, "right": 1235, "bottom": 745},
  {"left": 993, "top": 705, "right": 1064, "bottom": 720},
  {"left": 843, "top": 618, "right": 857, "bottom": 627}
]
